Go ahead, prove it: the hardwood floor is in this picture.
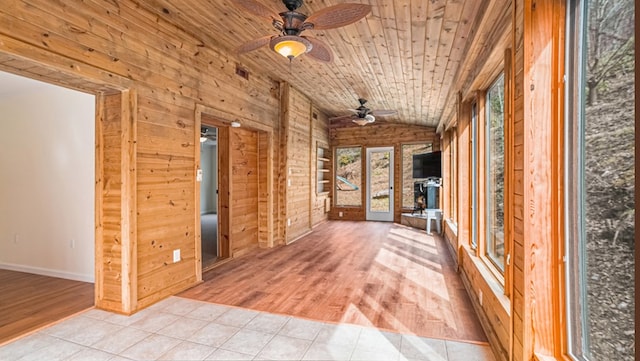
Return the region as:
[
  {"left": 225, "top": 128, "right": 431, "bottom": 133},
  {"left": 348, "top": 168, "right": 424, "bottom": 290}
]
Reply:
[
  {"left": 180, "top": 221, "right": 488, "bottom": 343},
  {"left": 0, "top": 270, "right": 94, "bottom": 345}
]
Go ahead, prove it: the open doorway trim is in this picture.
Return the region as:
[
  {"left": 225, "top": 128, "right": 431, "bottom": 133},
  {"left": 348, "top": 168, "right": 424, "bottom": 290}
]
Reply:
[
  {"left": 194, "top": 104, "right": 274, "bottom": 281},
  {"left": 0, "top": 39, "right": 137, "bottom": 314}
]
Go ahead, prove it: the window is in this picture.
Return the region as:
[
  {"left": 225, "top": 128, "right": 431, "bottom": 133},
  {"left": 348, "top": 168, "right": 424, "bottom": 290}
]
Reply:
[
  {"left": 449, "top": 130, "right": 457, "bottom": 223},
  {"left": 485, "top": 73, "right": 505, "bottom": 271},
  {"left": 402, "top": 143, "right": 433, "bottom": 209},
  {"left": 471, "top": 103, "right": 478, "bottom": 250},
  {"left": 565, "top": 0, "right": 635, "bottom": 359},
  {"left": 335, "top": 147, "right": 362, "bottom": 206},
  {"left": 469, "top": 73, "right": 506, "bottom": 275}
]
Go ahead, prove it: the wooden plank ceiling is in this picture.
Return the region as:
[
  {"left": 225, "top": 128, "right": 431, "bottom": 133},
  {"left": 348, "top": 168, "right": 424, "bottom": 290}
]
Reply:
[{"left": 134, "top": 0, "right": 483, "bottom": 128}]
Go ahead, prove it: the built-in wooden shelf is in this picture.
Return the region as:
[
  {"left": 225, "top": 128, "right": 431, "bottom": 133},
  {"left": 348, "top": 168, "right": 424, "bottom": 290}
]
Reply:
[{"left": 317, "top": 146, "right": 331, "bottom": 194}]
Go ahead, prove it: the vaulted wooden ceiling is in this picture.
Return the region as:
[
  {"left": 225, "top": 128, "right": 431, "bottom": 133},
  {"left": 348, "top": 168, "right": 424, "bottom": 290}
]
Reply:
[{"left": 135, "top": 0, "right": 485, "bottom": 128}]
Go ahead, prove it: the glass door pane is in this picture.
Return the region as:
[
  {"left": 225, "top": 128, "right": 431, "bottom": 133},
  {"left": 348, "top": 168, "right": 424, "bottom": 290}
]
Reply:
[{"left": 366, "top": 147, "right": 394, "bottom": 221}]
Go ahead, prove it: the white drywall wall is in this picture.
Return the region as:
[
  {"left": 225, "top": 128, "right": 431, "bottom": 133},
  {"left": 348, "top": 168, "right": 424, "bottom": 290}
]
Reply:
[
  {"left": 200, "top": 142, "right": 218, "bottom": 214},
  {"left": 0, "top": 72, "right": 95, "bottom": 282}
]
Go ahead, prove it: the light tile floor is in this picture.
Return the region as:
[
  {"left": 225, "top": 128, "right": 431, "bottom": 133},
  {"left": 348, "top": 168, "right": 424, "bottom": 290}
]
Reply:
[{"left": 0, "top": 296, "right": 496, "bottom": 361}]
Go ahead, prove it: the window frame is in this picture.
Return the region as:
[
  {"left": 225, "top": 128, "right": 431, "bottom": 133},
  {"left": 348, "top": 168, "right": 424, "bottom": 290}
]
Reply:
[
  {"left": 334, "top": 146, "right": 363, "bottom": 207},
  {"left": 450, "top": 130, "right": 458, "bottom": 224},
  {"left": 470, "top": 71, "right": 508, "bottom": 284},
  {"left": 484, "top": 73, "right": 507, "bottom": 273},
  {"left": 471, "top": 101, "right": 479, "bottom": 251}
]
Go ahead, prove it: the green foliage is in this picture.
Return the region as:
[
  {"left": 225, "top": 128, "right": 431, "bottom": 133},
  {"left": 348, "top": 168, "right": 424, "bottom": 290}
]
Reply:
[{"left": 337, "top": 148, "right": 361, "bottom": 167}]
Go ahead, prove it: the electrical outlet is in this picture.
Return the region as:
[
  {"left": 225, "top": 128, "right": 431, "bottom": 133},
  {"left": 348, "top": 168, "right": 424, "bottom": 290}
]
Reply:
[
  {"left": 339, "top": 211, "right": 343, "bottom": 217},
  {"left": 287, "top": 179, "right": 291, "bottom": 187},
  {"left": 479, "top": 290, "right": 483, "bottom": 306},
  {"left": 287, "top": 218, "right": 291, "bottom": 227},
  {"left": 173, "top": 249, "right": 181, "bottom": 263},
  {"left": 13, "top": 234, "right": 18, "bottom": 244},
  {"left": 70, "top": 239, "right": 75, "bottom": 249}
]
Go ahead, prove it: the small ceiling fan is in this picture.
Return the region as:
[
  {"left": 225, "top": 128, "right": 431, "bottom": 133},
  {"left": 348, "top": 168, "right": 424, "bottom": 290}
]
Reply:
[
  {"left": 233, "top": 0, "right": 371, "bottom": 62},
  {"left": 330, "top": 98, "right": 397, "bottom": 126},
  {"left": 200, "top": 127, "right": 217, "bottom": 143}
]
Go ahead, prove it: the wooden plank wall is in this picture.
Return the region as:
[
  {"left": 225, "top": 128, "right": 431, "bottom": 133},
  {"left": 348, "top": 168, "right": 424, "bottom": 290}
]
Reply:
[
  {"left": 95, "top": 93, "right": 124, "bottom": 311},
  {"left": 329, "top": 123, "right": 440, "bottom": 222},
  {"left": 439, "top": 0, "right": 568, "bottom": 360},
  {"left": 437, "top": 1, "right": 513, "bottom": 360},
  {"left": 230, "top": 128, "right": 260, "bottom": 257},
  {"left": 0, "top": 0, "right": 285, "bottom": 313},
  {"left": 518, "top": 0, "right": 566, "bottom": 359},
  {"left": 258, "top": 132, "right": 271, "bottom": 248},
  {"left": 278, "top": 85, "right": 330, "bottom": 243},
  {"left": 285, "top": 86, "right": 313, "bottom": 241},
  {"left": 512, "top": 0, "right": 526, "bottom": 359}
]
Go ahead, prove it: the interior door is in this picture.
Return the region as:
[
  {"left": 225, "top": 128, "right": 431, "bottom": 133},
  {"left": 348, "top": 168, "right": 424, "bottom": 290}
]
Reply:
[{"left": 366, "top": 147, "right": 394, "bottom": 221}]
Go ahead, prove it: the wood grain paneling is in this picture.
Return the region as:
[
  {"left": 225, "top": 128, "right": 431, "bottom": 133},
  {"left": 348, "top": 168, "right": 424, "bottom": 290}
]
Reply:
[
  {"left": 286, "top": 87, "right": 312, "bottom": 241},
  {"left": 258, "top": 131, "right": 272, "bottom": 247},
  {"left": 512, "top": 0, "right": 525, "bottom": 360},
  {"left": 230, "top": 127, "right": 260, "bottom": 256},
  {"left": 95, "top": 90, "right": 137, "bottom": 313},
  {"left": 434, "top": 1, "right": 514, "bottom": 359},
  {"left": 134, "top": 0, "right": 483, "bottom": 129},
  {"left": 278, "top": 85, "right": 330, "bottom": 243},
  {"left": 518, "top": 0, "right": 566, "bottom": 359}
]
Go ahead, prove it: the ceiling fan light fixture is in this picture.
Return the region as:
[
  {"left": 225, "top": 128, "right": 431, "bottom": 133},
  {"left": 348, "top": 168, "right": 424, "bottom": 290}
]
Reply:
[
  {"left": 352, "top": 114, "right": 375, "bottom": 126},
  {"left": 270, "top": 35, "right": 311, "bottom": 60},
  {"left": 352, "top": 118, "right": 369, "bottom": 126}
]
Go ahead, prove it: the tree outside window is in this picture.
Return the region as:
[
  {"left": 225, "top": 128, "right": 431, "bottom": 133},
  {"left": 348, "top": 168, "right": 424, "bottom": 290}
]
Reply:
[
  {"left": 485, "top": 74, "right": 505, "bottom": 272},
  {"left": 335, "top": 147, "right": 362, "bottom": 206}
]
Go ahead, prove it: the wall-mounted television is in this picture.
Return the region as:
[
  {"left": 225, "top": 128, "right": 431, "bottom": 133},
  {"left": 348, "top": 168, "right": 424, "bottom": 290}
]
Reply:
[{"left": 412, "top": 151, "right": 441, "bottom": 178}]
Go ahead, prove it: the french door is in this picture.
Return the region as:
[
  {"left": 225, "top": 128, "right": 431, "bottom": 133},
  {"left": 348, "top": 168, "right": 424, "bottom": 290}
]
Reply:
[{"left": 366, "top": 147, "right": 394, "bottom": 221}]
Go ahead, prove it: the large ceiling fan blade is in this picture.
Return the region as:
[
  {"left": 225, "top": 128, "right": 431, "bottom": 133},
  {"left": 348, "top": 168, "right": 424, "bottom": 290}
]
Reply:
[
  {"left": 371, "top": 109, "right": 397, "bottom": 116},
  {"left": 303, "top": 36, "right": 333, "bottom": 62},
  {"left": 235, "top": 35, "right": 272, "bottom": 54},
  {"left": 234, "top": 0, "right": 280, "bottom": 20},
  {"left": 303, "top": 3, "right": 372, "bottom": 30}
]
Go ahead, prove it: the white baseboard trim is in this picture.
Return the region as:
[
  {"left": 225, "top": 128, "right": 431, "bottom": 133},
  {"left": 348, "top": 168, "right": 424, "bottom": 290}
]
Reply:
[{"left": 0, "top": 262, "right": 94, "bottom": 283}]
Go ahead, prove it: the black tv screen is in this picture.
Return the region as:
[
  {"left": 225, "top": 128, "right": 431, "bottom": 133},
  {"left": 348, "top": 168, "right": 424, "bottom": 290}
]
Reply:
[{"left": 412, "top": 151, "right": 441, "bottom": 178}]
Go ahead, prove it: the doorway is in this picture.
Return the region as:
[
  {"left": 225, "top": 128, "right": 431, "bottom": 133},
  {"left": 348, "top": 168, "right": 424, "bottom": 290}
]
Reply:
[
  {"left": 366, "top": 147, "right": 394, "bottom": 221},
  {"left": 200, "top": 125, "right": 219, "bottom": 270},
  {"left": 198, "top": 117, "right": 231, "bottom": 272},
  {"left": 0, "top": 70, "right": 96, "bottom": 341}
]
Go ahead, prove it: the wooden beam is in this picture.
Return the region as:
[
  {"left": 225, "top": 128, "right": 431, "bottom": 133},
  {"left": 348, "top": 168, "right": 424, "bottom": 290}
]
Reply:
[
  {"left": 120, "top": 88, "right": 138, "bottom": 314},
  {"left": 520, "top": 0, "right": 566, "bottom": 358}
]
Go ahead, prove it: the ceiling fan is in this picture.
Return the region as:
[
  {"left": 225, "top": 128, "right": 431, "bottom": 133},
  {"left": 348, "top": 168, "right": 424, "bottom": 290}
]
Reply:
[
  {"left": 200, "top": 127, "right": 217, "bottom": 143},
  {"left": 329, "top": 98, "right": 397, "bottom": 126},
  {"left": 233, "top": 0, "right": 371, "bottom": 62}
]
